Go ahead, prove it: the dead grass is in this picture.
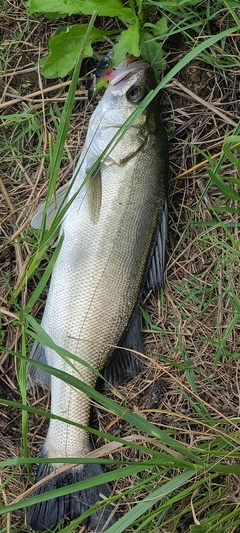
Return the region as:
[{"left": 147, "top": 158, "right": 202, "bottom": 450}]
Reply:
[{"left": 0, "top": 1, "right": 240, "bottom": 532}]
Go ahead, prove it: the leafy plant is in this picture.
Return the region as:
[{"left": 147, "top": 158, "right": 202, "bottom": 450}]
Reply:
[{"left": 27, "top": 0, "right": 169, "bottom": 79}]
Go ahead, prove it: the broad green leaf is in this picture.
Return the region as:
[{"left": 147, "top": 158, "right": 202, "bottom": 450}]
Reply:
[
  {"left": 27, "top": 0, "right": 83, "bottom": 14},
  {"left": 42, "top": 25, "right": 106, "bottom": 78},
  {"left": 140, "top": 31, "right": 165, "bottom": 80},
  {"left": 112, "top": 39, "right": 129, "bottom": 66},
  {"left": 123, "top": 25, "right": 141, "bottom": 57},
  {"left": 78, "top": 0, "right": 135, "bottom": 21},
  {"left": 28, "top": 0, "right": 135, "bottom": 21},
  {"left": 144, "top": 17, "right": 168, "bottom": 37},
  {"left": 113, "top": 26, "right": 140, "bottom": 66}
]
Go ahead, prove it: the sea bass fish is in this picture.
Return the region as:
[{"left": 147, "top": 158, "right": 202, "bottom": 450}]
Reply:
[{"left": 27, "top": 57, "right": 168, "bottom": 532}]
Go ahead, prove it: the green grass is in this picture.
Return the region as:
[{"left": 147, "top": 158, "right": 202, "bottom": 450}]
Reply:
[{"left": 0, "top": 0, "right": 240, "bottom": 532}]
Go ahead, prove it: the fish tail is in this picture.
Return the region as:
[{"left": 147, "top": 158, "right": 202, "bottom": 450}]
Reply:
[{"left": 27, "top": 462, "right": 117, "bottom": 532}]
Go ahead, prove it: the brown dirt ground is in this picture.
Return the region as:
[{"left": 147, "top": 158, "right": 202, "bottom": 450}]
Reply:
[{"left": 0, "top": 2, "right": 240, "bottom": 533}]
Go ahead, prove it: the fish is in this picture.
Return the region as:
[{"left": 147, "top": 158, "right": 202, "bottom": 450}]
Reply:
[{"left": 27, "top": 56, "right": 168, "bottom": 532}]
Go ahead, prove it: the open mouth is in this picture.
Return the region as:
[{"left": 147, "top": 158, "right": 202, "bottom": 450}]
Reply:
[{"left": 104, "top": 56, "right": 149, "bottom": 87}]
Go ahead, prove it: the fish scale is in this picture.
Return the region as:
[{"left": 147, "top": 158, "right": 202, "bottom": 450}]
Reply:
[{"left": 27, "top": 57, "right": 168, "bottom": 532}]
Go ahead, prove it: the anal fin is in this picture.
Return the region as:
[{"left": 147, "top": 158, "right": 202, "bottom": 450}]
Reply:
[
  {"left": 104, "top": 308, "right": 144, "bottom": 386},
  {"left": 27, "top": 341, "right": 51, "bottom": 390},
  {"left": 146, "top": 198, "right": 168, "bottom": 291}
]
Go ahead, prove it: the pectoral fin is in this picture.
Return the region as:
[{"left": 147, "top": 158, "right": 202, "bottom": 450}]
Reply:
[
  {"left": 87, "top": 165, "right": 102, "bottom": 223},
  {"left": 146, "top": 198, "right": 168, "bottom": 290},
  {"left": 27, "top": 341, "right": 51, "bottom": 390},
  {"left": 104, "top": 308, "right": 144, "bottom": 385},
  {"left": 32, "top": 146, "right": 101, "bottom": 229}
]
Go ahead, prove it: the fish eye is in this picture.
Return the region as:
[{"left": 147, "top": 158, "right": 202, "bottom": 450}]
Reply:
[{"left": 127, "top": 85, "right": 146, "bottom": 103}]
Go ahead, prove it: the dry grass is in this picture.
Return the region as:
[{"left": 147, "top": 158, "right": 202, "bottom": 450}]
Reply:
[{"left": 0, "top": 1, "right": 240, "bottom": 532}]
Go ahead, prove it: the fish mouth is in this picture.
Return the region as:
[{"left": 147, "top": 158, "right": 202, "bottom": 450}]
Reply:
[{"left": 106, "top": 56, "right": 150, "bottom": 86}]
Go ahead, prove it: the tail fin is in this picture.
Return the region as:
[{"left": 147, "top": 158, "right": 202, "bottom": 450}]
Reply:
[{"left": 27, "top": 462, "right": 117, "bottom": 532}]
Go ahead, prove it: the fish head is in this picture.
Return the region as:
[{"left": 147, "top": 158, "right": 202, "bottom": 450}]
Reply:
[
  {"left": 86, "top": 57, "right": 160, "bottom": 158},
  {"left": 102, "top": 56, "right": 157, "bottom": 125}
]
